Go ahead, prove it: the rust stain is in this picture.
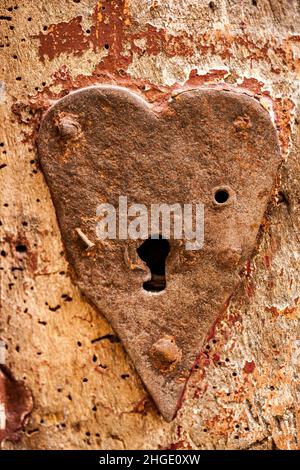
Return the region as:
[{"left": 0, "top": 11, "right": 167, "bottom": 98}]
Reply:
[
  {"left": 239, "top": 77, "right": 267, "bottom": 95},
  {"left": 37, "top": 1, "right": 194, "bottom": 68},
  {"left": 37, "top": 1, "right": 131, "bottom": 71},
  {"left": 27, "top": 0, "right": 296, "bottom": 180}
]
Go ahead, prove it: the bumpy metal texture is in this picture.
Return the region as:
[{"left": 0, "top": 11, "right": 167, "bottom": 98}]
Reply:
[{"left": 37, "top": 86, "right": 280, "bottom": 421}]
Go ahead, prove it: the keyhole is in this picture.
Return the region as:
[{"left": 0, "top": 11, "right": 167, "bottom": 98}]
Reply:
[{"left": 137, "top": 236, "right": 170, "bottom": 292}]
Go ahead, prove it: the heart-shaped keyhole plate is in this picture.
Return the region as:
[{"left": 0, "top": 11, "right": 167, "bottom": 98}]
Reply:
[{"left": 38, "top": 86, "right": 280, "bottom": 421}]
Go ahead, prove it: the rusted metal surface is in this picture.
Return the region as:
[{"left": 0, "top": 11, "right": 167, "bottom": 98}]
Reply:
[
  {"left": 37, "top": 85, "right": 280, "bottom": 421},
  {"left": 0, "top": 0, "right": 298, "bottom": 451},
  {"left": 0, "top": 366, "right": 33, "bottom": 443}
]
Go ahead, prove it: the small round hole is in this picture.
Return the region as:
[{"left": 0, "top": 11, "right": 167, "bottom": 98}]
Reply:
[
  {"left": 214, "top": 189, "right": 229, "bottom": 204},
  {"left": 16, "top": 244, "right": 27, "bottom": 253}
]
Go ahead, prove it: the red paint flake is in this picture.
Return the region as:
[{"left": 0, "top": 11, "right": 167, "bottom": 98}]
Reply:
[
  {"left": 192, "top": 382, "right": 208, "bottom": 399},
  {"left": 38, "top": 16, "right": 88, "bottom": 61},
  {"left": 212, "top": 353, "right": 220, "bottom": 363},
  {"left": 37, "top": 1, "right": 130, "bottom": 68},
  {"left": 243, "top": 360, "right": 255, "bottom": 374},
  {"left": 185, "top": 68, "right": 228, "bottom": 87},
  {"left": 265, "top": 305, "right": 297, "bottom": 318},
  {"left": 239, "top": 77, "right": 266, "bottom": 95},
  {"left": 91, "top": 1, "right": 131, "bottom": 72}
]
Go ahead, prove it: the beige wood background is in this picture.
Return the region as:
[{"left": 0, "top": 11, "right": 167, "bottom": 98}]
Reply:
[{"left": 0, "top": 0, "right": 300, "bottom": 449}]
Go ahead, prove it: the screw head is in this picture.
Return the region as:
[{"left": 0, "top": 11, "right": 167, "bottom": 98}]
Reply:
[
  {"left": 150, "top": 335, "right": 182, "bottom": 372},
  {"left": 55, "top": 113, "right": 80, "bottom": 138}
]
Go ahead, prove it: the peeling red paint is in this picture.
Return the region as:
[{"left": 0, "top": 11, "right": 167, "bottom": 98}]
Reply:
[
  {"left": 36, "top": 1, "right": 300, "bottom": 83},
  {"left": 37, "top": 16, "right": 88, "bottom": 61},
  {"left": 37, "top": 1, "right": 194, "bottom": 68},
  {"left": 239, "top": 77, "right": 267, "bottom": 95},
  {"left": 265, "top": 301, "right": 299, "bottom": 319},
  {"left": 26, "top": 0, "right": 296, "bottom": 186}
]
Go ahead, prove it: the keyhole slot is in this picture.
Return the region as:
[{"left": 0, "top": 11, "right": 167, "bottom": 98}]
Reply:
[{"left": 137, "top": 236, "right": 170, "bottom": 292}]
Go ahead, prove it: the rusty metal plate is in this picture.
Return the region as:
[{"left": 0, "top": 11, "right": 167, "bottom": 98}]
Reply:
[{"left": 37, "top": 86, "right": 280, "bottom": 421}]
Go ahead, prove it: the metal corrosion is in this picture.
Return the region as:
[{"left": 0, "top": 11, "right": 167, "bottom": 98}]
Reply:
[{"left": 37, "top": 85, "right": 280, "bottom": 421}]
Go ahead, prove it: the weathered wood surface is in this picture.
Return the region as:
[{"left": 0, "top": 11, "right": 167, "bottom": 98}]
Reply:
[{"left": 0, "top": 0, "right": 299, "bottom": 450}]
